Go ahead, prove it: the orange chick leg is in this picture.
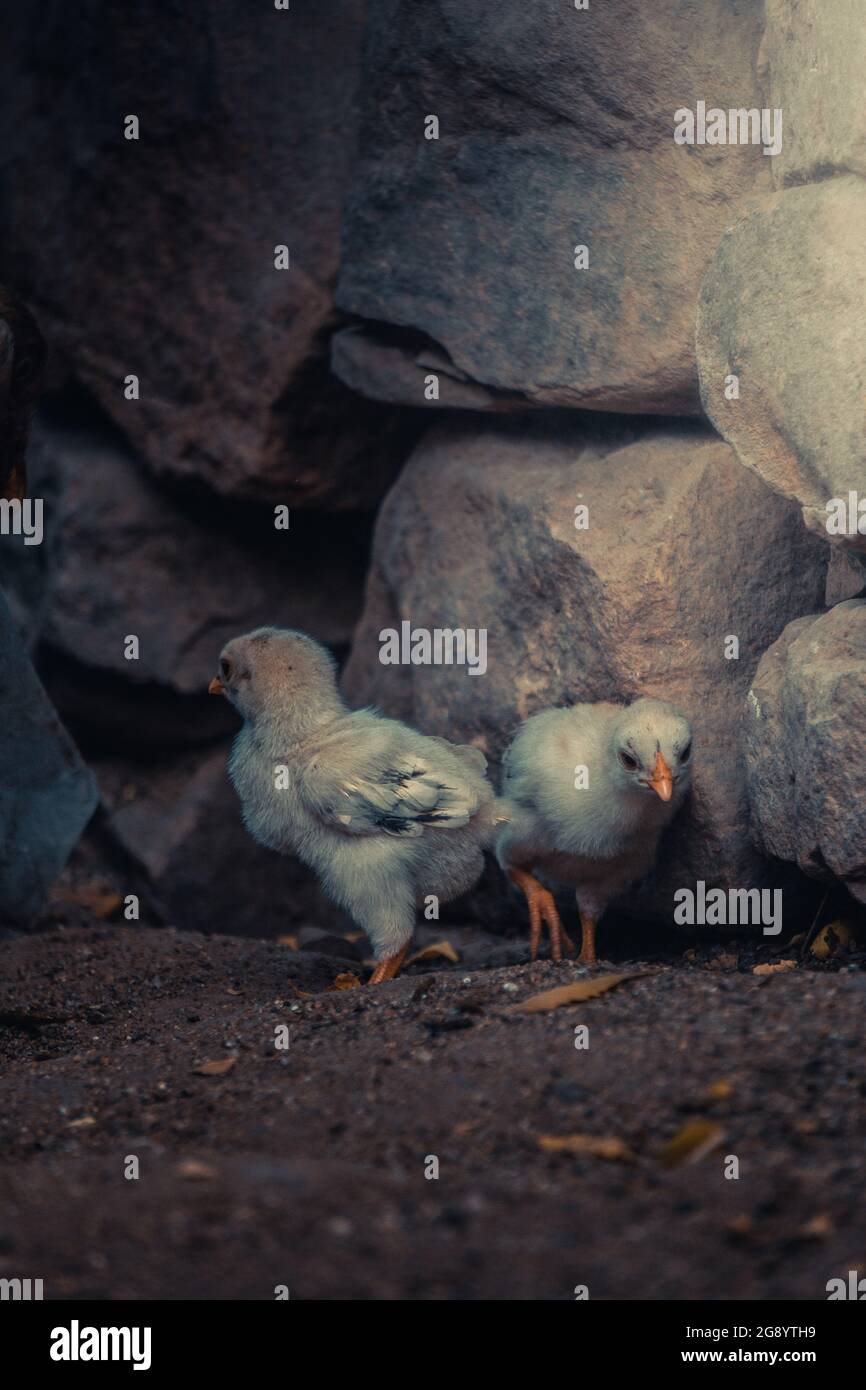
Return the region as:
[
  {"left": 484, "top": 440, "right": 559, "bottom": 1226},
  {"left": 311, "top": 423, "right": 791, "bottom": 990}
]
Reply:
[
  {"left": 577, "top": 909, "right": 598, "bottom": 966},
  {"left": 508, "top": 867, "right": 575, "bottom": 962},
  {"left": 368, "top": 945, "right": 409, "bottom": 985}
]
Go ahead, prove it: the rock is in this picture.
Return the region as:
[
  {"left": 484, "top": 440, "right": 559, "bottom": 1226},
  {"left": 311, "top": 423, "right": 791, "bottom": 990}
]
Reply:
[
  {"left": 335, "top": 0, "right": 770, "bottom": 415},
  {"left": 760, "top": 0, "right": 866, "bottom": 187},
  {"left": 0, "top": 286, "right": 45, "bottom": 501},
  {"left": 18, "top": 417, "right": 371, "bottom": 749},
  {"left": 343, "top": 416, "right": 829, "bottom": 922},
  {"left": 0, "top": 2, "right": 413, "bottom": 508},
  {"left": 98, "top": 745, "right": 347, "bottom": 939},
  {"left": 697, "top": 177, "right": 866, "bottom": 555},
  {"left": 0, "top": 588, "right": 98, "bottom": 923},
  {"left": 745, "top": 599, "right": 866, "bottom": 904}
]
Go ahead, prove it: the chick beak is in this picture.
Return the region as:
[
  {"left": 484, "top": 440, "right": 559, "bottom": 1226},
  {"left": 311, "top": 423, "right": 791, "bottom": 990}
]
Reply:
[
  {"left": 648, "top": 750, "right": 674, "bottom": 802},
  {"left": 208, "top": 676, "right": 224, "bottom": 696}
]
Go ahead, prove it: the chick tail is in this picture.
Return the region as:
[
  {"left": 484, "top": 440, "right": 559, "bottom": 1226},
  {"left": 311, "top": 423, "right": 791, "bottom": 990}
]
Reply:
[{"left": 477, "top": 795, "right": 511, "bottom": 848}]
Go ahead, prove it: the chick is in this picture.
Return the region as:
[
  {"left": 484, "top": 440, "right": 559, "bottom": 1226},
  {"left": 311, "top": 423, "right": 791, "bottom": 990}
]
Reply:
[
  {"left": 210, "top": 627, "right": 505, "bottom": 983},
  {"left": 496, "top": 699, "right": 692, "bottom": 965},
  {"left": 0, "top": 287, "right": 46, "bottom": 501}
]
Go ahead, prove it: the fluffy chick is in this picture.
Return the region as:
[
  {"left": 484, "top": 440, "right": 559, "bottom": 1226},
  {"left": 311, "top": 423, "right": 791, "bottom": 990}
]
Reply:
[
  {"left": 496, "top": 698, "right": 692, "bottom": 965},
  {"left": 210, "top": 627, "right": 504, "bottom": 982}
]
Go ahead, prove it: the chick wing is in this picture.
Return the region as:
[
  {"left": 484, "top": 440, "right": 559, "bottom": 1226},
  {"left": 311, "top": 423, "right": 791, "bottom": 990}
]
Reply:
[{"left": 299, "top": 723, "right": 481, "bottom": 839}]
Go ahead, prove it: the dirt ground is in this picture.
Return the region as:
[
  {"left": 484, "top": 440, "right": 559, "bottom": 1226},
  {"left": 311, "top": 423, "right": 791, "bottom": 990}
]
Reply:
[{"left": 1, "top": 917, "right": 864, "bottom": 1301}]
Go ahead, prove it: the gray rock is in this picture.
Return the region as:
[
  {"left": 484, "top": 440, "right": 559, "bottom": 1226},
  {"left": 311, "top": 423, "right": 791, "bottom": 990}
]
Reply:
[
  {"left": 343, "top": 415, "right": 829, "bottom": 924},
  {"left": 18, "top": 418, "right": 371, "bottom": 748},
  {"left": 335, "top": 0, "right": 770, "bottom": 414},
  {"left": 760, "top": 0, "right": 866, "bottom": 187},
  {"left": 0, "top": 588, "right": 98, "bottom": 923},
  {"left": 0, "top": 1, "right": 411, "bottom": 508},
  {"left": 746, "top": 599, "right": 866, "bottom": 904},
  {"left": 697, "top": 177, "right": 866, "bottom": 555}
]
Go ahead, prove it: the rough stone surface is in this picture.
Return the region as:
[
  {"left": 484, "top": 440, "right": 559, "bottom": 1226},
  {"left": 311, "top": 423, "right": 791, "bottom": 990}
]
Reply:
[
  {"left": 746, "top": 599, "right": 866, "bottom": 904},
  {"left": 335, "top": 0, "right": 770, "bottom": 415},
  {"left": 0, "top": 588, "right": 98, "bottom": 923},
  {"left": 344, "top": 416, "right": 829, "bottom": 923},
  {"left": 0, "top": 1, "right": 412, "bottom": 509},
  {"left": 697, "top": 177, "right": 866, "bottom": 553},
  {"left": 16, "top": 418, "right": 371, "bottom": 749},
  {"left": 760, "top": 0, "right": 866, "bottom": 187}
]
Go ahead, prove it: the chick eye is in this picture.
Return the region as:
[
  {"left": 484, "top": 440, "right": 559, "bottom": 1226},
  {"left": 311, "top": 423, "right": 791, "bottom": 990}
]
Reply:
[
  {"left": 618, "top": 750, "right": 638, "bottom": 771},
  {"left": 220, "top": 657, "right": 232, "bottom": 680},
  {"left": 679, "top": 741, "right": 692, "bottom": 764}
]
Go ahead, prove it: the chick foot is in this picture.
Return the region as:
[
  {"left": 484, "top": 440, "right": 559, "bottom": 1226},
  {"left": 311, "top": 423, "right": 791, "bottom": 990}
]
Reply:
[
  {"left": 508, "top": 868, "right": 575, "bottom": 962},
  {"left": 368, "top": 945, "right": 409, "bottom": 985},
  {"left": 577, "top": 910, "right": 598, "bottom": 966}
]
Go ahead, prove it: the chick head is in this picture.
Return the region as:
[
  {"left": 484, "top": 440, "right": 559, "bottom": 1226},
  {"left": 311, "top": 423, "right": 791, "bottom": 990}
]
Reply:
[
  {"left": 209, "top": 626, "right": 338, "bottom": 722},
  {"left": 610, "top": 698, "right": 692, "bottom": 803}
]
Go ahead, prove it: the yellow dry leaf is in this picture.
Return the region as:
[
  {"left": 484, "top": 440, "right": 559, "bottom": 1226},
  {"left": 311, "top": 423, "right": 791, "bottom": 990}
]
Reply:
[
  {"left": 277, "top": 934, "right": 299, "bottom": 950},
  {"left": 661, "top": 1119, "right": 726, "bottom": 1168},
  {"left": 193, "top": 1057, "right": 236, "bottom": 1077},
  {"left": 67, "top": 1115, "right": 97, "bottom": 1130},
  {"left": 538, "top": 1133, "right": 634, "bottom": 1162},
  {"left": 53, "top": 884, "right": 123, "bottom": 919},
  {"left": 406, "top": 940, "right": 460, "bottom": 966},
  {"left": 177, "top": 1159, "right": 217, "bottom": 1180},
  {"left": 799, "top": 1213, "right": 832, "bottom": 1239},
  {"left": 706, "top": 1079, "right": 734, "bottom": 1101},
  {"left": 509, "top": 971, "right": 648, "bottom": 1013},
  {"left": 811, "top": 920, "right": 858, "bottom": 959},
  {"left": 753, "top": 959, "right": 797, "bottom": 976},
  {"left": 329, "top": 972, "right": 361, "bottom": 991}
]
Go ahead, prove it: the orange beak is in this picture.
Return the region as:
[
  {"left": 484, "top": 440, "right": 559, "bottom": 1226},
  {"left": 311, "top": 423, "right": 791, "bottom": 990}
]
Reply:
[
  {"left": 647, "top": 750, "right": 673, "bottom": 802},
  {"left": 208, "top": 676, "right": 224, "bottom": 696}
]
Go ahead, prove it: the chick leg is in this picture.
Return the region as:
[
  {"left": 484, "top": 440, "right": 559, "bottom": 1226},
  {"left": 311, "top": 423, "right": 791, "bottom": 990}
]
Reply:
[
  {"left": 508, "top": 868, "right": 575, "bottom": 961},
  {"left": 368, "top": 945, "right": 409, "bottom": 985},
  {"left": 576, "top": 907, "right": 599, "bottom": 966}
]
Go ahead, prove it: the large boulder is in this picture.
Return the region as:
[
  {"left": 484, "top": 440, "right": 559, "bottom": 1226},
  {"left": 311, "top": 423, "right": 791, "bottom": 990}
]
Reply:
[
  {"left": 344, "top": 416, "right": 829, "bottom": 923},
  {"left": 334, "top": 0, "right": 771, "bottom": 415},
  {"left": 760, "top": 0, "right": 866, "bottom": 187},
  {"left": 15, "top": 418, "right": 371, "bottom": 749},
  {"left": 0, "top": 588, "right": 98, "bottom": 923},
  {"left": 0, "top": 1, "right": 412, "bottom": 508},
  {"left": 745, "top": 599, "right": 866, "bottom": 904},
  {"left": 697, "top": 177, "right": 866, "bottom": 554}
]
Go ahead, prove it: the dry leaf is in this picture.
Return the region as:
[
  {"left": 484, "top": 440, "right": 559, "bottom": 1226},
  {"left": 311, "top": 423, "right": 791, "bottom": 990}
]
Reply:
[
  {"left": 277, "top": 934, "right": 299, "bottom": 950},
  {"left": 811, "top": 920, "right": 858, "bottom": 959},
  {"left": 705, "top": 1079, "right": 734, "bottom": 1101},
  {"left": 538, "top": 1133, "right": 634, "bottom": 1162},
  {"left": 509, "top": 971, "right": 648, "bottom": 1014},
  {"left": 67, "top": 1115, "right": 97, "bottom": 1130},
  {"left": 799, "top": 1213, "right": 832, "bottom": 1239},
  {"left": 176, "top": 1159, "right": 217, "bottom": 1180},
  {"left": 328, "top": 972, "right": 361, "bottom": 991},
  {"left": 661, "top": 1119, "right": 726, "bottom": 1167},
  {"left": 53, "top": 883, "right": 123, "bottom": 919},
  {"left": 285, "top": 980, "right": 312, "bottom": 999},
  {"left": 193, "top": 1057, "right": 236, "bottom": 1076},
  {"left": 407, "top": 940, "right": 460, "bottom": 966},
  {"left": 753, "top": 959, "right": 797, "bottom": 976},
  {"left": 343, "top": 931, "right": 365, "bottom": 944}
]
